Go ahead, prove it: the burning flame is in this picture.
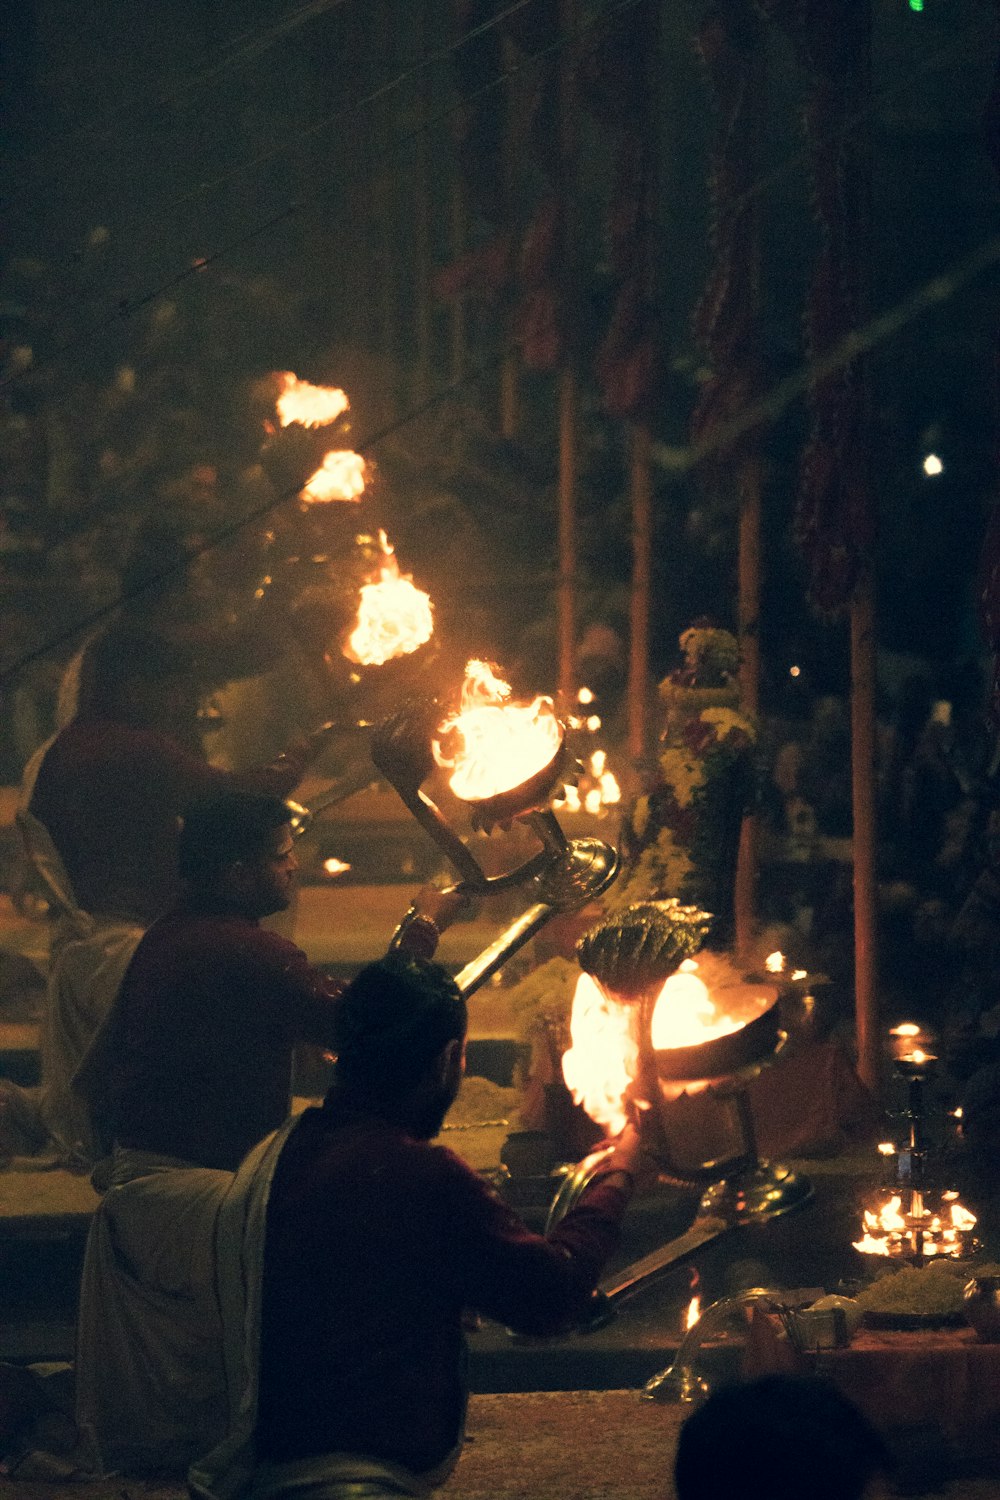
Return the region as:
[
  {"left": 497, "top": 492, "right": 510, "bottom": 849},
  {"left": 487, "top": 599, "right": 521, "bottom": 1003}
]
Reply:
[
  {"left": 301, "top": 450, "right": 368, "bottom": 503},
  {"left": 344, "top": 530, "right": 434, "bottom": 666},
  {"left": 433, "top": 660, "right": 563, "bottom": 803},
  {"left": 562, "top": 953, "right": 774, "bottom": 1134},
  {"left": 322, "top": 856, "right": 351, "bottom": 879},
  {"left": 561, "top": 973, "right": 639, "bottom": 1137},
  {"left": 650, "top": 960, "right": 751, "bottom": 1050},
  {"left": 684, "top": 1294, "right": 702, "bottom": 1332},
  {"left": 276, "top": 373, "right": 350, "bottom": 428},
  {"left": 853, "top": 1190, "right": 977, "bottom": 1258}
]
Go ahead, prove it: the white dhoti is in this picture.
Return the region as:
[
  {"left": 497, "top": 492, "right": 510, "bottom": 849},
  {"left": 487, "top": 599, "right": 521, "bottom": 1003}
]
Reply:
[
  {"left": 40, "top": 916, "right": 142, "bottom": 1161},
  {"left": 13, "top": 798, "right": 142, "bottom": 1165},
  {"left": 75, "top": 1147, "right": 233, "bottom": 1477}
]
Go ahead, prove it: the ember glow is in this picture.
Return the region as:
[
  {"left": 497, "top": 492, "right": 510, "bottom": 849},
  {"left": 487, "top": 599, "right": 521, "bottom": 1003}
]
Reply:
[
  {"left": 276, "top": 372, "right": 350, "bottom": 428},
  {"left": 345, "top": 530, "right": 434, "bottom": 666},
  {"left": 561, "top": 972, "right": 639, "bottom": 1136},
  {"left": 301, "top": 450, "right": 368, "bottom": 503},
  {"left": 853, "top": 1190, "right": 977, "bottom": 1259},
  {"left": 433, "top": 660, "right": 563, "bottom": 803}
]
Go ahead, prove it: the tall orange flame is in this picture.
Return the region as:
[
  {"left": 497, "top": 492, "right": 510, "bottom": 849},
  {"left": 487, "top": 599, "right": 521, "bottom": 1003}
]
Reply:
[
  {"left": 276, "top": 372, "right": 350, "bottom": 428},
  {"left": 433, "top": 660, "right": 562, "bottom": 802},
  {"left": 561, "top": 972, "right": 638, "bottom": 1136},
  {"left": 344, "top": 529, "right": 433, "bottom": 665}
]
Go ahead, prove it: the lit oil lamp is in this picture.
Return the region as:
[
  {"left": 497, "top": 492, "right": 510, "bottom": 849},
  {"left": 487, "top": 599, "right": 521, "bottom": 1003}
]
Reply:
[
  {"left": 369, "top": 660, "right": 620, "bottom": 993},
  {"left": 852, "top": 1028, "right": 976, "bottom": 1264},
  {"left": 343, "top": 529, "right": 434, "bottom": 668},
  {"left": 547, "top": 903, "right": 812, "bottom": 1333}
]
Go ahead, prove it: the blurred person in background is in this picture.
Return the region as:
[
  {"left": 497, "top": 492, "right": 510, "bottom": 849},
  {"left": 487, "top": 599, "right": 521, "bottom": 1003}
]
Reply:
[{"left": 4, "top": 624, "right": 333, "bottom": 1166}]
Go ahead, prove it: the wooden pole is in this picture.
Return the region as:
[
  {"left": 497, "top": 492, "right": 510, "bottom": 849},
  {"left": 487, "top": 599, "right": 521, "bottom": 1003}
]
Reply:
[
  {"left": 500, "top": 33, "right": 520, "bottom": 441},
  {"left": 414, "top": 0, "right": 434, "bottom": 409},
  {"left": 850, "top": 1, "right": 879, "bottom": 1096},
  {"left": 628, "top": 422, "right": 653, "bottom": 768},
  {"left": 557, "top": 368, "right": 577, "bottom": 707},
  {"left": 626, "top": 0, "right": 660, "bottom": 773},
  {"left": 556, "top": 0, "right": 578, "bottom": 707},
  {"left": 734, "top": 456, "right": 762, "bottom": 958},
  {"left": 851, "top": 566, "right": 880, "bottom": 1094}
]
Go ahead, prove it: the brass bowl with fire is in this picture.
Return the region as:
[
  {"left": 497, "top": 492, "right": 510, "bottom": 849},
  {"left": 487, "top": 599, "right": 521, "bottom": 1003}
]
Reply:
[{"left": 549, "top": 905, "right": 812, "bottom": 1281}]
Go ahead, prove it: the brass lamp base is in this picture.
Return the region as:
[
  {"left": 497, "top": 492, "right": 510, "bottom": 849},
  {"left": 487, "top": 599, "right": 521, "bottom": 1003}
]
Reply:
[
  {"left": 532, "top": 833, "right": 620, "bottom": 912},
  {"left": 696, "top": 1158, "right": 813, "bottom": 1226}
]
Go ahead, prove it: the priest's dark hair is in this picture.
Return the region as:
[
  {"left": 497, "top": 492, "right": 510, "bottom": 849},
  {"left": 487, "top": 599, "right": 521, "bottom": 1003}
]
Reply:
[
  {"left": 178, "top": 791, "right": 293, "bottom": 888},
  {"left": 674, "top": 1373, "right": 891, "bottom": 1500},
  {"left": 331, "top": 954, "right": 466, "bottom": 1098}
]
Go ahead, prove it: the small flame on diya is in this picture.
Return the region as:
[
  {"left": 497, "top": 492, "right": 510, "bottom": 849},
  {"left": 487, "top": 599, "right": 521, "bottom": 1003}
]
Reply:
[
  {"left": 433, "top": 660, "right": 563, "bottom": 803},
  {"left": 322, "top": 856, "right": 352, "bottom": 879},
  {"left": 344, "top": 529, "right": 434, "bottom": 666},
  {"left": 853, "top": 1191, "right": 977, "bottom": 1259},
  {"left": 684, "top": 1288, "right": 702, "bottom": 1333},
  {"left": 276, "top": 373, "right": 350, "bottom": 429}
]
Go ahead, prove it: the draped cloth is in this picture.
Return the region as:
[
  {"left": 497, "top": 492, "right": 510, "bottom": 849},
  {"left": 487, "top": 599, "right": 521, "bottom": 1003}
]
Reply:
[
  {"left": 189, "top": 1119, "right": 456, "bottom": 1500},
  {"left": 13, "top": 758, "right": 143, "bottom": 1164},
  {"left": 75, "top": 1146, "right": 233, "bottom": 1477}
]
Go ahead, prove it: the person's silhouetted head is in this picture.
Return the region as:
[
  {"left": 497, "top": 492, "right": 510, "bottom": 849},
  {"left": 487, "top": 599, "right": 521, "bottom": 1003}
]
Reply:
[
  {"left": 674, "top": 1374, "right": 891, "bottom": 1500},
  {"left": 329, "top": 955, "right": 467, "bottom": 1138},
  {"left": 178, "top": 792, "right": 298, "bottom": 919}
]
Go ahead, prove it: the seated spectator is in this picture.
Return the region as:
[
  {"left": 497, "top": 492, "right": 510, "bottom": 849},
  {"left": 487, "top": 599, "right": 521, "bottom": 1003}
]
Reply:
[{"left": 674, "top": 1374, "right": 891, "bottom": 1500}]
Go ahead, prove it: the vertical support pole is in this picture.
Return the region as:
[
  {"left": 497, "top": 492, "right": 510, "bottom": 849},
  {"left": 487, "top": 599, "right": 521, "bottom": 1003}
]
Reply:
[
  {"left": 734, "top": 457, "right": 762, "bottom": 958},
  {"left": 414, "top": 0, "right": 434, "bottom": 409},
  {"left": 500, "top": 32, "right": 520, "bottom": 441},
  {"left": 556, "top": 0, "right": 578, "bottom": 708},
  {"left": 558, "top": 367, "right": 578, "bottom": 707},
  {"left": 628, "top": 422, "right": 653, "bottom": 769},
  {"left": 851, "top": 565, "right": 880, "bottom": 1095}
]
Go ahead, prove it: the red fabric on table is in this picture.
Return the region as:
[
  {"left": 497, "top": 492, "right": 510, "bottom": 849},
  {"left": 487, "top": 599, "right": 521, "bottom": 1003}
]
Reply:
[{"left": 818, "top": 1326, "right": 1000, "bottom": 1453}]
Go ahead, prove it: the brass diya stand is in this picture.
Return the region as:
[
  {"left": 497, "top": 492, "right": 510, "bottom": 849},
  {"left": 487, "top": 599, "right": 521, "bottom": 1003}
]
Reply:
[
  {"left": 547, "top": 1024, "right": 813, "bottom": 1330},
  {"left": 367, "top": 700, "right": 620, "bottom": 993}
]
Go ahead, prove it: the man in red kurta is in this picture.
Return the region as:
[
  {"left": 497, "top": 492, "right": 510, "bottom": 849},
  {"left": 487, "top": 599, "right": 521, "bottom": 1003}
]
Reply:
[
  {"left": 16, "top": 625, "right": 332, "bottom": 1163},
  {"left": 191, "top": 954, "right": 643, "bottom": 1500},
  {"left": 76, "top": 792, "right": 460, "bottom": 1477},
  {"left": 28, "top": 626, "right": 322, "bottom": 926}
]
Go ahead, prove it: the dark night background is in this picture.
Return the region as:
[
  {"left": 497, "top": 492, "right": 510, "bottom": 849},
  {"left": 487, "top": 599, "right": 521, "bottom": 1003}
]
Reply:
[{"left": 0, "top": 0, "right": 998, "bottom": 767}]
